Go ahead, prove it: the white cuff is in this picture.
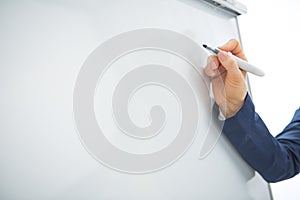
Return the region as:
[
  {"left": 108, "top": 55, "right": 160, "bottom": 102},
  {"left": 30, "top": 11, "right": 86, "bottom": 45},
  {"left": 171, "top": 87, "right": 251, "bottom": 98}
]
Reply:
[{"left": 218, "top": 108, "right": 226, "bottom": 121}]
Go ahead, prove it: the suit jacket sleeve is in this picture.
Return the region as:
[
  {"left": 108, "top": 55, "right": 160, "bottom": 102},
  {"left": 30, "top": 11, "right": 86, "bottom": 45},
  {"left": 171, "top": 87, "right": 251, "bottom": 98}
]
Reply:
[{"left": 222, "top": 93, "right": 300, "bottom": 183}]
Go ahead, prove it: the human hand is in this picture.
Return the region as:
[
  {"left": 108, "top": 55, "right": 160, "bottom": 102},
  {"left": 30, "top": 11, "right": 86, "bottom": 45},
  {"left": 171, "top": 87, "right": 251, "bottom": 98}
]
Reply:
[{"left": 204, "top": 39, "right": 247, "bottom": 118}]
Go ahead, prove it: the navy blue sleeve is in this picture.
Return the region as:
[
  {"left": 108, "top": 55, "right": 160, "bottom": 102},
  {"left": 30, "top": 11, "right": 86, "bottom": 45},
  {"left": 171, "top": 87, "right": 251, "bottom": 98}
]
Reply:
[{"left": 222, "top": 93, "right": 300, "bottom": 183}]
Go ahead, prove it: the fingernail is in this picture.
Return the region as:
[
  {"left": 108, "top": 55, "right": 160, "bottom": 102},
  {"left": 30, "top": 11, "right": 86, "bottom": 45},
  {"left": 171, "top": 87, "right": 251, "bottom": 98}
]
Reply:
[{"left": 218, "top": 51, "right": 227, "bottom": 62}]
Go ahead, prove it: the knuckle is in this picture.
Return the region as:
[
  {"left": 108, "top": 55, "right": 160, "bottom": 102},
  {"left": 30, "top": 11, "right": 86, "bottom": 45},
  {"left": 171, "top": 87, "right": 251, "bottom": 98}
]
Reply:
[{"left": 211, "top": 56, "right": 219, "bottom": 64}]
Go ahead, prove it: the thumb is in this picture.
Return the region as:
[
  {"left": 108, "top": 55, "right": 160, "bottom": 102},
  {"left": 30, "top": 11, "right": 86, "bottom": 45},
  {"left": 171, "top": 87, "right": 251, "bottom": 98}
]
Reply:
[{"left": 217, "top": 51, "right": 240, "bottom": 73}]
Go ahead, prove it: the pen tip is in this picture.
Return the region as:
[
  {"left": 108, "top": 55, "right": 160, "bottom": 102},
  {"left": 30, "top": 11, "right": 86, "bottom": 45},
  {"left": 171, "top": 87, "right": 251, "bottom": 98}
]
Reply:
[{"left": 202, "top": 44, "right": 207, "bottom": 48}]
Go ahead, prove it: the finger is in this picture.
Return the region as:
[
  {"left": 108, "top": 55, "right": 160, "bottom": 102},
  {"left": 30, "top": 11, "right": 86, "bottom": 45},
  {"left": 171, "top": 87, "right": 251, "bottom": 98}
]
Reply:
[
  {"left": 217, "top": 51, "right": 240, "bottom": 74},
  {"left": 218, "top": 39, "right": 247, "bottom": 61},
  {"left": 210, "top": 67, "right": 227, "bottom": 80},
  {"left": 204, "top": 55, "right": 220, "bottom": 77}
]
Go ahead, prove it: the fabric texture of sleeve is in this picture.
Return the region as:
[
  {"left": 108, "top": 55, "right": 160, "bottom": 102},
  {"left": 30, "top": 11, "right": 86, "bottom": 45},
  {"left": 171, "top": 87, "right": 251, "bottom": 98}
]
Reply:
[{"left": 222, "top": 93, "right": 300, "bottom": 183}]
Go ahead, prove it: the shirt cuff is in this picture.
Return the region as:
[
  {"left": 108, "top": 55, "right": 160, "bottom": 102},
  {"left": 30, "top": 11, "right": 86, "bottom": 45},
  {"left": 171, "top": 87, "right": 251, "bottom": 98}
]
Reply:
[
  {"left": 218, "top": 108, "right": 226, "bottom": 121},
  {"left": 217, "top": 94, "right": 249, "bottom": 121}
]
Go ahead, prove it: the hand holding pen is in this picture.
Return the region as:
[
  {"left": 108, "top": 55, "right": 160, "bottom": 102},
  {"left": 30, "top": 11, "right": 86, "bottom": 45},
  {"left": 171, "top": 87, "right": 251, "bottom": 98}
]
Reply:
[{"left": 204, "top": 39, "right": 249, "bottom": 118}]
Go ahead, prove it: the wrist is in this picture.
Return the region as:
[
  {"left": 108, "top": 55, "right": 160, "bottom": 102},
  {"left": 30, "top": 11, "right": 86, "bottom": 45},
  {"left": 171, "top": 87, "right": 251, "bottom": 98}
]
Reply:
[
  {"left": 225, "top": 100, "right": 245, "bottom": 118},
  {"left": 219, "top": 94, "right": 246, "bottom": 119}
]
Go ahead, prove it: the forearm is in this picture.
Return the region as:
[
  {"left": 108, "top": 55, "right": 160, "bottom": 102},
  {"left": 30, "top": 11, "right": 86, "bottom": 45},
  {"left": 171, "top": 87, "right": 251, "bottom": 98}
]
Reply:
[{"left": 222, "top": 93, "right": 300, "bottom": 182}]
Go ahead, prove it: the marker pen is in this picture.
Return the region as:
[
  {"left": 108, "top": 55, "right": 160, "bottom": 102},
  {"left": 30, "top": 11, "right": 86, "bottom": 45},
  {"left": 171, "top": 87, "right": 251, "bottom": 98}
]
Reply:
[{"left": 203, "top": 44, "right": 265, "bottom": 77}]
